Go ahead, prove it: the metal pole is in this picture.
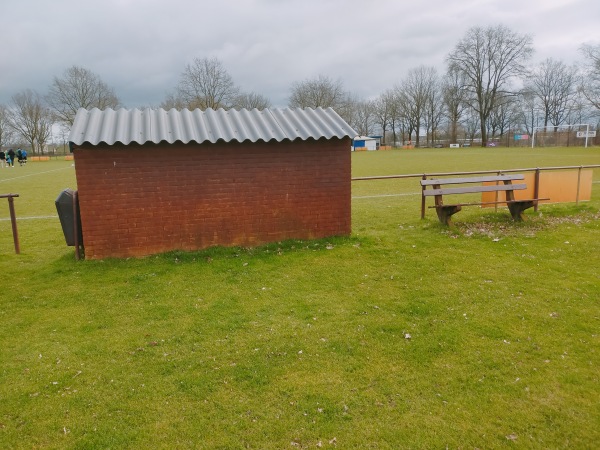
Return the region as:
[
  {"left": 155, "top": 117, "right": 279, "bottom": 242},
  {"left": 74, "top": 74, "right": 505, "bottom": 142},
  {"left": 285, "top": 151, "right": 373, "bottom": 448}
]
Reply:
[{"left": 7, "top": 195, "right": 20, "bottom": 254}]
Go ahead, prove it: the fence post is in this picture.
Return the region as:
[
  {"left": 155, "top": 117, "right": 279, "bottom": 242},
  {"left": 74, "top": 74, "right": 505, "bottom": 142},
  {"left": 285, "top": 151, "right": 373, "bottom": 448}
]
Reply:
[
  {"left": 421, "top": 174, "right": 427, "bottom": 219},
  {"left": 4, "top": 194, "right": 21, "bottom": 254},
  {"left": 495, "top": 171, "right": 501, "bottom": 212},
  {"left": 73, "top": 190, "right": 81, "bottom": 261},
  {"left": 534, "top": 168, "right": 541, "bottom": 212},
  {"left": 576, "top": 166, "right": 582, "bottom": 205}
]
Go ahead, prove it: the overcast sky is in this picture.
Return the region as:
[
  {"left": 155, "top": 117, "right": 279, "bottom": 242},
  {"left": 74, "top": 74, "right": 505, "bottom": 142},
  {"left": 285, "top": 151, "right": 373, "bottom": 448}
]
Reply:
[{"left": 1, "top": 0, "right": 599, "bottom": 109}]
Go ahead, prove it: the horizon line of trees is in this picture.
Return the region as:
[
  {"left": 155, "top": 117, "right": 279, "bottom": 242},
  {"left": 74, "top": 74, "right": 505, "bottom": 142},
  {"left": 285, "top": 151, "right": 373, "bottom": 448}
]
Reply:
[{"left": 1, "top": 24, "right": 599, "bottom": 153}]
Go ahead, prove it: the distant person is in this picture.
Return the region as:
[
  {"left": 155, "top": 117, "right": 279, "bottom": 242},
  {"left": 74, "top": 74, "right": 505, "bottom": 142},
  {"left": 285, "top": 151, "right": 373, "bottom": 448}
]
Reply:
[
  {"left": 16, "top": 149, "right": 23, "bottom": 165},
  {"left": 0, "top": 150, "right": 5, "bottom": 168},
  {"left": 21, "top": 149, "right": 27, "bottom": 164},
  {"left": 7, "top": 149, "right": 15, "bottom": 167}
]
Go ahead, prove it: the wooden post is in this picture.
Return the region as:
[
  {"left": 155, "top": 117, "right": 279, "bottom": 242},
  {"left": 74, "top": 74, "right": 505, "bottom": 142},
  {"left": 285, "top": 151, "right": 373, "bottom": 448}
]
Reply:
[
  {"left": 73, "top": 190, "right": 81, "bottom": 261},
  {"left": 576, "top": 166, "right": 582, "bottom": 205},
  {"left": 534, "top": 168, "right": 541, "bottom": 212},
  {"left": 3, "top": 194, "right": 20, "bottom": 254},
  {"left": 494, "top": 171, "right": 501, "bottom": 212},
  {"left": 421, "top": 175, "right": 427, "bottom": 219}
]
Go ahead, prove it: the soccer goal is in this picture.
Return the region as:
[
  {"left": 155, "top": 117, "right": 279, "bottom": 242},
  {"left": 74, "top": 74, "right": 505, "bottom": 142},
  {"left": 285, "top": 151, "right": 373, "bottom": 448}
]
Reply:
[{"left": 531, "top": 124, "right": 596, "bottom": 148}]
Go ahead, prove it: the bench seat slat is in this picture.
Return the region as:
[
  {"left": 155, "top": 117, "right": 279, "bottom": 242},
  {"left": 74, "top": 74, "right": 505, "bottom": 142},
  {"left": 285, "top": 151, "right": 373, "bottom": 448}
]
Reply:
[
  {"left": 423, "top": 183, "right": 527, "bottom": 196},
  {"left": 420, "top": 174, "right": 524, "bottom": 186}
]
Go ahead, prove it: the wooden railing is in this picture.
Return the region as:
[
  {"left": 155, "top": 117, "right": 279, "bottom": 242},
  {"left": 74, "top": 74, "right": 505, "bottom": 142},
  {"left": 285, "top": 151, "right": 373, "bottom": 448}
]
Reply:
[{"left": 352, "top": 165, "right": 600, "bottom": 219}]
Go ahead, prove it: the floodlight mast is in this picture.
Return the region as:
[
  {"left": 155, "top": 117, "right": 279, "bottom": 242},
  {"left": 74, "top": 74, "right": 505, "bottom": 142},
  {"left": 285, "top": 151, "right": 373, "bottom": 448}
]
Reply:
[{"left": 531, "top": 124, "right": 591, "bottom": 148}]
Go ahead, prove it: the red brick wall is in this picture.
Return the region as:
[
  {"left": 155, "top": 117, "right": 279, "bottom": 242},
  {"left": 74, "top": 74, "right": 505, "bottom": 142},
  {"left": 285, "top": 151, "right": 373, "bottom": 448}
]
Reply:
[{"left": 73, "top": 138, "right": 351, "bottom": 259}]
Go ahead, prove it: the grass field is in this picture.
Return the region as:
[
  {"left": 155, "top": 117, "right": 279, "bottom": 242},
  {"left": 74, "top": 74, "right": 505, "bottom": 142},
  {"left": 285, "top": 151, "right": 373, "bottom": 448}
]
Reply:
[{"left": 1, "top": 147, "right": 600, "bottom": 449}]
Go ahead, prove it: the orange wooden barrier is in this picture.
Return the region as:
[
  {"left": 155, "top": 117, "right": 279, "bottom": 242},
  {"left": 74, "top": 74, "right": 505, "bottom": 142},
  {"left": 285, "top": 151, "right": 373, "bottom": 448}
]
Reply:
[{"left": 482, "top": 169, "right": 593, "bottom": 206}]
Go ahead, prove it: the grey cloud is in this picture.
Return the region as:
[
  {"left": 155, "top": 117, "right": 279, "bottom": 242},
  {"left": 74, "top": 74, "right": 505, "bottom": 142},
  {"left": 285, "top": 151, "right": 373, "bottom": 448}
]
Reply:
[{"left": 1, "top": 0, "right": 599, "bottom": 109}]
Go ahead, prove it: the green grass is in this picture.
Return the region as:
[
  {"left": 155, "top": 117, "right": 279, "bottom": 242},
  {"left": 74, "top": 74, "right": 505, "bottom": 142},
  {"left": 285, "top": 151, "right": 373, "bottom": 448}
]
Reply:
[{"left": 1, "top": 147, "right": 600, "bottom": 449}]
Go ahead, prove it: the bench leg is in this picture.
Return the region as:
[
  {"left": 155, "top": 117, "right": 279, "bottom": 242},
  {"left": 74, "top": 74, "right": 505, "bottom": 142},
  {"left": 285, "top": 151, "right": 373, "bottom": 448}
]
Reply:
[
  {"left": 436, "top": 205, "right": 462, "bottom": 226},
  {"left": 508, "top": 200, "right": 535, "bottom": 221}
]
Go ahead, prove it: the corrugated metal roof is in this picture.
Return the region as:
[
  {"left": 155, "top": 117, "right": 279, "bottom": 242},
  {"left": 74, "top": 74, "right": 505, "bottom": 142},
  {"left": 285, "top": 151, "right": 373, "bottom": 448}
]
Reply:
[{"left": 69, "top": 107, "right": 357, "bottom": 146}]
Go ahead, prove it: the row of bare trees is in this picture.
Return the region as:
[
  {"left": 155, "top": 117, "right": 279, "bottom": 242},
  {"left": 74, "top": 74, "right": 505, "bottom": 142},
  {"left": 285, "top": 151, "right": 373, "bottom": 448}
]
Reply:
[
  {"left": 342, "top": 26, "right": 599, "bottom": 147},
  {"left": 0, "top": 59, "right": 274, "bottom": 154},
  {"left": 288, "top": 31, "right": 599, "bottom": 148},
  {"left": 1, "top": 24, "right": 599, "bottom": 153},
  {"left": 1, "top": 91, "right": 55, "bottom": 155},
  {"left": 0, "top": 66, "right": 121, "bottom": 154}
]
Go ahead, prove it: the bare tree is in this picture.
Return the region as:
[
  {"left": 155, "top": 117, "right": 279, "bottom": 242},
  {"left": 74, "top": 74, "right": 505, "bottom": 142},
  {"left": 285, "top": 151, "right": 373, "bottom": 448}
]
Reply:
[
  {"left": 487, "top": 94, "right": 519, "bottom": 143},
  {"left": 525, "top": 58, "right": 578, "bottom": 129},
  {"left": 288, "top": 75, "right": 349, "bottom": 110},
  {"left": 421, "top": 68, "right": 443, "bottom": 146},
  {"left": 0, "top": 105, "right": 16, "bottom": 150},
  {"left": 446, "top": 25, "right": 534, "bottom": 147},
  {"left": 231, "top": 92, "right": 271, "bottom": 110},
  {"left": 396, "top": 66, "right": 437, "bottom": 147},
  {"left": 462, "top": 108, "right": 480, "bottom": 145},
  {"left": 393, "top": 87, "right": 417, "bottom": 144},
  {"left": 350, "top": 100, "right": 376, "bottom": 136},
  {"left": 387, "top": 92, "right": 404, "bottom": 146},
  {"left": 515, "top": 88, "right": 541, "bottom": 136},
  {"left": 565, "top": 90, "right": 595, "bottom": 126},
  {"left": 442, "top": 69, "right": 468, "bottom": 144},
  {"left": 7, "top": 90, "right": 54, "bottom": 155},
  {"left": 177, "top": 57, "right": 239, "bottom": 110},
  {"left": 288, "top": 74, "right": 355, "bottom": 125},
  {"left": 373, "top": 90, "right": 394, "bottom": 145},
  {"left": 47, "top": 66, "right": 120, "bottom": 126},
  {"left": 580, "top": 43, "right": 600, "bottom": 111},
  {"left": 393, "top": 107, "right": 411, "bottom": 147},
  {"left": 160, "top": 91, "right": 188, "bottom": 110},
  {"left": 289, "top": 74, "right": 342, "bottom": 108}
]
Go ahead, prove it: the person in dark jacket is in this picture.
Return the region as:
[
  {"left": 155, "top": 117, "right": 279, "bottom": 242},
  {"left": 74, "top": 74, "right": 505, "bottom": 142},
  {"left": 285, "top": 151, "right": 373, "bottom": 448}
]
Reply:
[
  {"left": 0, "top": 150, "right": 6, "bottom": 168},
  {"left": 7, "top": 149, "right": 16, "bottom": 167}
]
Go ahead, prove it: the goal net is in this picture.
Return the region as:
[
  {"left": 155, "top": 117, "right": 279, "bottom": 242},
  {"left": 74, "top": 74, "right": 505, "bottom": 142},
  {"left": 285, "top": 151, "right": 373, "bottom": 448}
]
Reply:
[{"left": 531, "top": 124, "right": 596, "bottom": 148}]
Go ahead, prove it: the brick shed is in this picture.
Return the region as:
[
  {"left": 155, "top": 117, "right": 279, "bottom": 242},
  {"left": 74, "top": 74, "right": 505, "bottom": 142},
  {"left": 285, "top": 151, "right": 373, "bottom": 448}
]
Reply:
[{"left": 69, "top": 107, "right": 357, "bottom": 259}]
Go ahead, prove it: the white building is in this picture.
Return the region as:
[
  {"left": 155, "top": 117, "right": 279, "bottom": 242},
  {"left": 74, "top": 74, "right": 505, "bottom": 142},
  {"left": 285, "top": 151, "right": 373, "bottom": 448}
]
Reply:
[{"left": 352, "top": 136, "right": 377, "bottom": 151}]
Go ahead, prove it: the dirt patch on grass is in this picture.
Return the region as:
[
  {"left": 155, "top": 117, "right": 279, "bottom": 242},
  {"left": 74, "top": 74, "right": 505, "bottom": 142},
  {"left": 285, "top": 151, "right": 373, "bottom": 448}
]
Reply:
[{"left": 442, "top": 210, "right": 600, "bottom": 239}]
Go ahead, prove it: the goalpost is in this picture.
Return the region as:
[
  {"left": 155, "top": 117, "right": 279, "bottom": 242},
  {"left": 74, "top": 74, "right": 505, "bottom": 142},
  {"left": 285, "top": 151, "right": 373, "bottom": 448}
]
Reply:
[{"left": 531, "top": 124, "right": 596, "bottom": 148}]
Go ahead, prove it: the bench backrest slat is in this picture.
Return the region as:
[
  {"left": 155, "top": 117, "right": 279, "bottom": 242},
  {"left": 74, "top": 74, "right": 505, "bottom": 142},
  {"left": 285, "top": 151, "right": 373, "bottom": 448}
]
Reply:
[
  {"left": 423, "top": 183, "right": 527, "bottom": 196},
  {"left": 420, "top": 174, "right": 524, "bottom": 186}
]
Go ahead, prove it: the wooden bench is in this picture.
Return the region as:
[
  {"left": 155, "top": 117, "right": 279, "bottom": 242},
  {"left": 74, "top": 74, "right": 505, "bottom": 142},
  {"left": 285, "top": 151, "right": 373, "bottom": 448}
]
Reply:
[{"left": 420, "top": 174, "right": 548, "bottom": 225}]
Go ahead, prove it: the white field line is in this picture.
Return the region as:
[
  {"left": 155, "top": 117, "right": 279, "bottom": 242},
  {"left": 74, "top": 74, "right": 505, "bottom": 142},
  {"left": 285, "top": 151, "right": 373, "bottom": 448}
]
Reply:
[
  {"left": 0, "top": 166, "right": 74, "bottom": 183},
  {"left": 0, "top": 215, "right": 58, "bottom": 221},
  {"left": 353, "top": 192, "right": 420, "bottom": 199}
]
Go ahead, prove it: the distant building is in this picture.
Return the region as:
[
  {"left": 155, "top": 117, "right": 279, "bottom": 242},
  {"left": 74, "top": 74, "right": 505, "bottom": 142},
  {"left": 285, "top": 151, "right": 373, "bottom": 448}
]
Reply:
[{"left": 353, "top": 135, "right": 377, "bottom": 151}]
